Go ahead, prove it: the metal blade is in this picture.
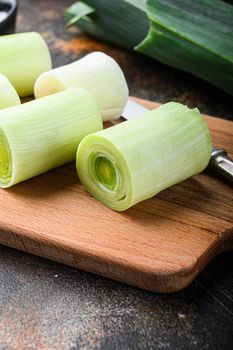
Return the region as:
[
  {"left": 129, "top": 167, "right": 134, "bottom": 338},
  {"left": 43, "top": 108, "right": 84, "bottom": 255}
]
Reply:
[{"left": 122, "top": 98, "right": 149, "bottom": 120}]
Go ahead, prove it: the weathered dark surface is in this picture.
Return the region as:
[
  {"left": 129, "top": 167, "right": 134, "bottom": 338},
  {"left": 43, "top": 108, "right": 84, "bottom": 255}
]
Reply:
[
  {"left": 0, "top": 0, "right": 233, "bottom": 349},
  {"left": 1, "top": 247, "right": 233, "bottom": 350}
]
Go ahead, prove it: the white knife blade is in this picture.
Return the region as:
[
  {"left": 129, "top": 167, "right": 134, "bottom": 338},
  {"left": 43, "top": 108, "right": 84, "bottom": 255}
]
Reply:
[
  {"left": 122, "top": 98, "right": 149, "bottom": 120},
  {"left": 121, "top": 98, "right": 233, "bottom": 183}
]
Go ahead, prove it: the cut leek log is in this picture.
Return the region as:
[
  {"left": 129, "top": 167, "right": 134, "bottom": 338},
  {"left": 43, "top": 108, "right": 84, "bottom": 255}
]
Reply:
[
  {"left": 0, "top": 88, "right": 102, "bottom": 188},
  {"left": 34, "top": 52, "right": 129, "bottom": 122},
  {"left": 0, "top": 32, "right": 52, "bottom": 97},
  {"left": 77, "top": 102, "right": 212, "bottom": 211},
  {"left": 0, "top": 74, "right": 21, "bottom": 110}
]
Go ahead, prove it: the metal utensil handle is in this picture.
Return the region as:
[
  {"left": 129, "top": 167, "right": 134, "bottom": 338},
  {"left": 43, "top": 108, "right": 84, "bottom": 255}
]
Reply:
[{"left": 210, "top": 148, "right": 233, "bottom": 183}]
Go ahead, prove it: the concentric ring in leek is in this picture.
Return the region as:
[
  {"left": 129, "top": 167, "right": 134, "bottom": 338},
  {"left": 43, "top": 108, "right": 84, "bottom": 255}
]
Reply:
[
  {"left": 78, "top": 137, "right": 133, "bottom": 210},
  {"left": 77, "top": 102, "right": 212, "bottom": 211},
  {"left": 0, "top": 88, "right": 102, "bottom": 188}
]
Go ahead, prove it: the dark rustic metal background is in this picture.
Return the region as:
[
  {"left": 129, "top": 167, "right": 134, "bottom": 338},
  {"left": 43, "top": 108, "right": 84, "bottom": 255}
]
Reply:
[{"left": 0, "top": 1, "right": 233, "bottom": 349}]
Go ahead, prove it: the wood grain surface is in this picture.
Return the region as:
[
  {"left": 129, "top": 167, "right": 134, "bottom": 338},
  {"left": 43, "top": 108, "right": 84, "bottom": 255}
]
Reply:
[{"left": 0, "top": 98, "right": 232, "bottom": 293}]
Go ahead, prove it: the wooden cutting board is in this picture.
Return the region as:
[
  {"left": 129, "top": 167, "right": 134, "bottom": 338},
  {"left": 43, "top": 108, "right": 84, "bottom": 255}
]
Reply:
[{"left": 0, "top": 98, "right": 232, "bottom": 293}]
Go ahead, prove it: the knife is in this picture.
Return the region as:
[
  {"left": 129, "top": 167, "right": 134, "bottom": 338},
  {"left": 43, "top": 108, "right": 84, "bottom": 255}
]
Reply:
[{"left": 122, "top": 99, "right": 233, "bottom": 183}]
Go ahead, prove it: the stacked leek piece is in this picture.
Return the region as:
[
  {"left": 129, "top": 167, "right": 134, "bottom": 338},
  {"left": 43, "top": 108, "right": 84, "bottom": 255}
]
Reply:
[
  {"left": 0, "top": 32, "right": 51, "bottom": 109},
  {"left": 67, "top": 0, "right": 233, "bottom": 96},
  {"left": 0, "top": 89, "right": 102, "bottom": 187},
  {"left": 77, "top": 103, "right": 212, "bottom": 211},
  {"left": 0, "top": 32, "right": 52, "bottom": 96},
  {"left": 0, "top": 31, "right": 212, "bottom": 211},
  {"left": 0, "top": 32, "right": 128, "bottom": 187},
  {"left": 34, "top": 51, "right": 129, "bottom": 121}
]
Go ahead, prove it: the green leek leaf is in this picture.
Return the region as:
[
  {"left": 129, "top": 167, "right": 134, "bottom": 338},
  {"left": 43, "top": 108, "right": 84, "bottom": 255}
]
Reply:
[
  {"left": 66, "top": 0, "right": 149, "bottom": 49},
  {"left": 137, "top": 0, "right": 233, "bottom": 95},
  {"left": 67, "top": 0, "right": 233, "bottom": 95},
  {"left": 67, "top": 2, "right": 95, "bottom": 27}
]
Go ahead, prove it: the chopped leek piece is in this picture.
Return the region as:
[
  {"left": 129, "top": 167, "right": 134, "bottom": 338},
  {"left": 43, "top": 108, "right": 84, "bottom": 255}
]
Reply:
[
  {"left": 0, "top": 88, "right": 102, "bottom": 188},
  {"left": 0, "top": 32, "right": 52, "bottom": 97},
  {"left": 77, "top": 102, "right": 212, "bottom": 211},
  {"left": 67, "top": 0, "right": 233, "bottom": 95},
  {"left": 0, "top": 74, "right": 21, "bottom": 110},
  {"left": 34, "top": 52, "right": 129, "bottom": 122}
]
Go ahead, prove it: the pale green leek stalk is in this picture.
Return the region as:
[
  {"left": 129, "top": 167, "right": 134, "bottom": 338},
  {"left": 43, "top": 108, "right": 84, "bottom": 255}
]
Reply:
[
  {"left": 77, "top": 102, "right": 212, "bottom": 211},
  {"left": 34, "top": 52, "right": 129, "bottom": 121},
  {"left": 0, "top": 32, "right": 52, "bottom": 96},
  {"left": 0, "top": 88, "right": 102, "bottom": 188},
  {"left": 0, "top": 74, "right": 21, "bottom": 110}
]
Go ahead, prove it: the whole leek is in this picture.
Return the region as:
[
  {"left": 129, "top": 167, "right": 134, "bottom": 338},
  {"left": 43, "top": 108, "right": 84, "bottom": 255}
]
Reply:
[
  {"left": 67, "top": 0, "right": 233, "bottom": 95},
  {"left": 0, "top": 89, "right": 102, "bottom": 188},
  {"left": 137, "top": 0, "right": 233, "bottom": 95},
  {"left": 66, "top": 0, "right": 148, "bottom": 49},
  {"left": 34, "top": 52, "right": 129, "bottom": 121},
  {"left": 0, "top": 32, "right": 52, "bottom": 96},
  {"left": 77, "top": 102, "right": 212, "bottom": 211},
  {"left": 0, "top": 74, "right": 21, "bottom": 110}
]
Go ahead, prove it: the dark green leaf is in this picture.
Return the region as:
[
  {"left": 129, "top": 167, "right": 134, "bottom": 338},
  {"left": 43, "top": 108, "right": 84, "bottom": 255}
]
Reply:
[
  {"left": 66, "top": 2, "right": 95, "bottom": 27},
  {"left": 66, "top": 0, "right": 149, "bottom": 49}
]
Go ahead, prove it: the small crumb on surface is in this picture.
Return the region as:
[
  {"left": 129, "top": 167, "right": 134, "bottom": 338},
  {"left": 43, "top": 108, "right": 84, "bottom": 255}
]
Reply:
[{"left": 178, "top": 313, "right": 186, "bottom": 319}]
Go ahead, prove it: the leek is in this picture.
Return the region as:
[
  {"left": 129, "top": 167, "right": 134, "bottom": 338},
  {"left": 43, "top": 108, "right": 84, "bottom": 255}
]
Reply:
[
  {"left": 34, "top": 52, "right": 129, "bottom": 122},
  {"left": 0, "top": 74, "right": 21, "bottom": 110},
  {"left": 77, "top": 102, "right": 212, "bottom": 211},
  {"left": 137, "top": 0, "right": 233, "bottom": 95},
  {"left": 0, "top": 32, "right": 52, "bottom": 97},
  {"left": 66, "top": 0, "right": 148, "bottom": 49},
  {"left": 0, "top": 88, "right": 102, "bottom": 188},
  {"left": 67, "top": 0, "right": 233, "bottom": 95},
  {"left": 67, "top": 2, "right": 95, "bottom": 27}
]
